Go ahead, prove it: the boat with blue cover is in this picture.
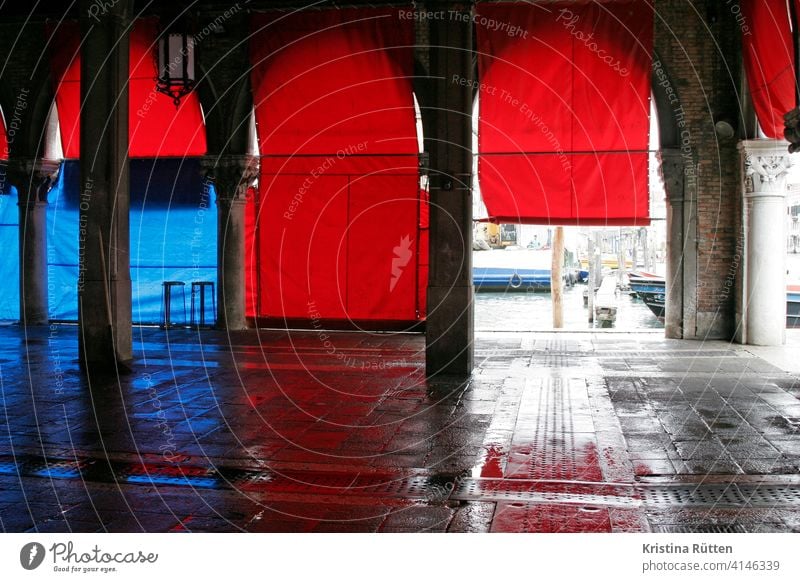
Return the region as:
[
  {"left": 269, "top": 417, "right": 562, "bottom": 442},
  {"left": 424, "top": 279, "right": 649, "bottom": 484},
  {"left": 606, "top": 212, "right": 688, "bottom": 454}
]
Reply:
[
  {"left": 627, "top": 271, "right": 665, "bottom": 320},
  {"left": 630, "top": 273, "right": 800, "bottom": 328},
  {"left": 472, "top": 248, "right": 578, "bottom": 292}
]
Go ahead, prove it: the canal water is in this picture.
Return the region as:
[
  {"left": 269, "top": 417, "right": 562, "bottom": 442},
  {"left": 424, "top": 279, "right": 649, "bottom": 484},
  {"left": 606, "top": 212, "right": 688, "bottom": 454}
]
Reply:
[{"left": 475, "top": 283, "right": 664, "bottom": 331}]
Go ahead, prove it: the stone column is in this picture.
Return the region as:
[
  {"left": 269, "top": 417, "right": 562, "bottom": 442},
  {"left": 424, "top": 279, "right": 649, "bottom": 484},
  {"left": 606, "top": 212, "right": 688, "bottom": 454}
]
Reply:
[
  {"left": 659, "top": 148, "right": 685, "bottom": 339},
  {"left": 738, "top": 140, "right": 792, "bottom": 346},
  {"left": 78, "top": 0, "right": 133, "bottom": 370},
  {"left": 8, "top": 159, "right": 60, "bottom": 325},
  {"left": 201, "top": 155, "right": 259, "bottom": 331},
  {"left": 424, "top": 5, "right": 474, "bottom": 377}
]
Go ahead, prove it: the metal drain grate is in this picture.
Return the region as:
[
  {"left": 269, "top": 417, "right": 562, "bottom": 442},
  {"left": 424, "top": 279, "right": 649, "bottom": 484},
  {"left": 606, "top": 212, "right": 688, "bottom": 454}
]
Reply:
[
  {"left": 532, "top": 354, "right": 580, "bottom": 368},
  {"left": 654, "top": 524, "right": 748, "bottom": 533},
  {"left": 595, "top": 351, "right": 738, "bottom": 359},
  {"left": 7, "top": 453, "right": 800, "bottom": 510},
  {"left": 452, "top": 479, "right": 639, "bottom": 507},
  {"left": 524, "top": 350, "right": 739, "bottom": 359},
  {"left": 639, "top": 484, "right": 800, "bottom": 507}
]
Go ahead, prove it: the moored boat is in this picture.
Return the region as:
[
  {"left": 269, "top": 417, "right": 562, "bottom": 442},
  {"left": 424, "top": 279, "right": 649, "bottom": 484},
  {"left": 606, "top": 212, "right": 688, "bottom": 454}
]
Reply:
[
  {"left": 789, "top": 284, "right": 800, "bottom": 328},
  {"left": 472, "top": 248, "right": 578, "bottom": 292},
  {"left": 627, "top": 271, "right": 665, "bottom": 320},
  {"left": 629, "top": 273, "right": 800, "bottom": 327}
]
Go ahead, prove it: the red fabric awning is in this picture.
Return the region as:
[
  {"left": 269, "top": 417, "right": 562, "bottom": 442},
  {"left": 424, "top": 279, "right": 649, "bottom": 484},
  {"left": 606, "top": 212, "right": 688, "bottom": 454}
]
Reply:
[
  {"left": 49, "top": 18, "right": 207, "bottom": 158},
  {"left": 249, "top": 9, "right": 423, "bottom": 324},
  {"left": 742, "top": 0, "right": 799, "bottom": 139},
  {"left": 250, "top": 9, "right": 417, "bottom": 158},
  {"left": 476, "top": 1, "right": 653, "bottom": 225},
  {"left": 0, "top": 109, "right": 8, "bottom": 160}
]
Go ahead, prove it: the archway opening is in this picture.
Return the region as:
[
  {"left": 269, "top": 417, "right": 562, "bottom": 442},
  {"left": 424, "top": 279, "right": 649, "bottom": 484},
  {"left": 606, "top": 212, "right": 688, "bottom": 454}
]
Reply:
[
  {"left": 471, "top": 1, "right": 662, "bottom": 331},
  {"left": 247, "top": 8, "right": 426, "bottom": 330},
  {"left": 45, "top": 18, "right": 212, "bottom": 324}
]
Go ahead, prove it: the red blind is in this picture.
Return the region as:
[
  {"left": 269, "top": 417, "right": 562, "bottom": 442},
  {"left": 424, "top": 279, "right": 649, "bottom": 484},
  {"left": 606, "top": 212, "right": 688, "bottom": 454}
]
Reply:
[
  {"left": 49, "top": 19, "right": 207, "bottom": 158},
  {"left": 477, "top": 1, "right": 653, "bottom": 225},
  {"left": 742, "top": 0, "right": 798, "bottom": 139},
  {"left": 249, "top": 9, "right": 423, "bottom": 324}
]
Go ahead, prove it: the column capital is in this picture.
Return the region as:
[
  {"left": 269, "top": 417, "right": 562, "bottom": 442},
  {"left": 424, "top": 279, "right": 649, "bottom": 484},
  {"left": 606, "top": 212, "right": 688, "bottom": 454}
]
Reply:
[
  {"left": 5, "top": 158, "right": 61, "bottom": 205},
  {"left": 201, "top": 155, "right": 259, "bottom": 203},
  {"left": 739, "top": 139, "right": 794, "bottom": 197}
]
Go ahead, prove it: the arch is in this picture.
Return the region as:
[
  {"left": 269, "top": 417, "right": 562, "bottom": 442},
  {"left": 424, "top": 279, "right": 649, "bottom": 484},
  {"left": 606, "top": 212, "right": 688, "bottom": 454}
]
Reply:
[
  {"left": 651, "top": 51, "right": 680, "bottom": 150},
  {"left": 475, "top": 1, "right": 653, "bottom": 225},
  {"left": 0, "top": 68, "right": 53, "bottom": 160},
  {"left": 48, "top": 18, "right": 207, "bottom": 158},
  {"left": 193, "top": 61, "right": 226, "bottom": 155},
  {"left": 21, "top": 67, "right": 55, "bottom": 160},
  {"left": 196, "top": 68, "right": 253, "bottom": 156},
  {"left": 43, "top": 18, "right": 214, "bottom": 324}
]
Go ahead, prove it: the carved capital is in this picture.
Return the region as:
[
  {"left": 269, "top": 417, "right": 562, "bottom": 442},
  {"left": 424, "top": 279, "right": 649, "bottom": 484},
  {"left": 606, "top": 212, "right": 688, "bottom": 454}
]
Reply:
[
  {"left": 739, "top": 139, "right": 793, "bottom": 197},
  {"left": 201, "top": 155, "right": 259, "bottom": 204},
  {"left": 4, "top": 158, "right": 61, "bottom": 206}
]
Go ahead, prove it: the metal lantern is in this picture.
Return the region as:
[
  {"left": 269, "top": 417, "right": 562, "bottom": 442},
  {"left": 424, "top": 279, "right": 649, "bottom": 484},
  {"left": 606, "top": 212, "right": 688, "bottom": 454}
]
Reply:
[{"left": 156, "top": 30, "right": 195, "bottom": 108}]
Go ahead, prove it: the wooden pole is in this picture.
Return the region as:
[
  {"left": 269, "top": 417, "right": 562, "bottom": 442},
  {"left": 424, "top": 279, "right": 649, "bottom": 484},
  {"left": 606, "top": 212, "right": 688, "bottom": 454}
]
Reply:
[
  {"left": 587, "top": 233, "right": 595, "bottom": 323},
  {"left": 551, "top": 226, "right": 564, "bottom": 328},
  {"left": 617, "top": 227, "right": 626, "bottom": 288}
]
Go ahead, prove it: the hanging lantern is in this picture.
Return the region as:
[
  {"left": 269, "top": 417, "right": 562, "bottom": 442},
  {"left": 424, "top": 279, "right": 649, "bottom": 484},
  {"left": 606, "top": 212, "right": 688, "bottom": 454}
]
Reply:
[{"left": 156, "top": 26, "right": 195, "bottom": 108}]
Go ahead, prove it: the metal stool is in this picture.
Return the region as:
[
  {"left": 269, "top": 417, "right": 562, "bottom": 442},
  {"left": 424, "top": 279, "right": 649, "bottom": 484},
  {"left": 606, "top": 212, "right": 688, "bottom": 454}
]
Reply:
[
  {"left": 161, "top": 281, "right": 187, "bottom": 329},
  {"left": 190, "top": 281, "right": 216, "bottom": 328}
]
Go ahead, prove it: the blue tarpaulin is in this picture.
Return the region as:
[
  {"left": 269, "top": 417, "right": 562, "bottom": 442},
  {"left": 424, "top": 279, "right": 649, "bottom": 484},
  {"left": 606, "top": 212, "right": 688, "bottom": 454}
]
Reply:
[
  {"left": 0, "top": 183, "right": 19, "bottom": 321},
  {"left": 46, "top": 158, "right": 217, "bottom": 323}
]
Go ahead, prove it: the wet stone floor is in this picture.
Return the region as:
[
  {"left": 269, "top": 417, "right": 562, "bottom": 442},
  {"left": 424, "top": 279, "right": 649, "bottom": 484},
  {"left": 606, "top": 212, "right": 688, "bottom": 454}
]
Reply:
[{"left": 1, "top": 325, "right": 800, "bottom": 533}]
